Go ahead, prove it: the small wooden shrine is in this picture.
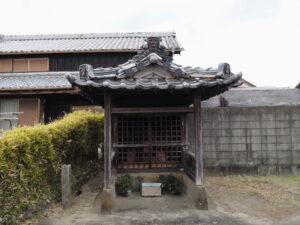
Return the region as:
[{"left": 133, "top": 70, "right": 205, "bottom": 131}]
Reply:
[{"left": 68, "top": 37, "right": 241, "bottom": 208}]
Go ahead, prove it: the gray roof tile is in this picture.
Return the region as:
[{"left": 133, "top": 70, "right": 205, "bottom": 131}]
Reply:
[
  {"left": 71, "top": 75, "right": 241, "bottom": 91},
  {"left": 0, "top": 32, "right": 183, "bottom": 54},
  {"left": 203, "top": 87, "right": 300, "bottom": 107},
  {"left": 0, "top": 72, "right": 75, "bottom": 90}
]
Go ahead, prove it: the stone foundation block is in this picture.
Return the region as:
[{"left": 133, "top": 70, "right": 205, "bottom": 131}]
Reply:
[
  {"left": 101, "top": 188, "right": 113, "bottom": 213},
  {"left": 195, "top": 185, "right": 208, "bottom": 210}
]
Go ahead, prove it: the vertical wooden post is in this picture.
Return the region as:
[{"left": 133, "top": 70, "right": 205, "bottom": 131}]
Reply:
[
  {"left": 194, "top": 94, "right": 203, "bottom": 185},
  {"left": 61, "top": 164, "right": 72, "bottom": 210},
  {"left": 104, "top": 94, "right": 112, "bottom": 189}
]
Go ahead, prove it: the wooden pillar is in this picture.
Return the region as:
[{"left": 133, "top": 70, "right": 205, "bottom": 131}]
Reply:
[
  {"left": 104, "top": 94, "right": 112, "bottom": 189},
  {"left": 194, "top": 94, "right": 203, "bottom": 185}
]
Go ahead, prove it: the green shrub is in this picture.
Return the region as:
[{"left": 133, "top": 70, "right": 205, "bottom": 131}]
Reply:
[
  {"left": 115, "top": 174, "right": 133, "bottom": 196},
  {"left": 158, "top": 174, "right": 184, "bottom": 195},
  {"left": 0, "top": 110, "right": 103, "bottom": 224}
]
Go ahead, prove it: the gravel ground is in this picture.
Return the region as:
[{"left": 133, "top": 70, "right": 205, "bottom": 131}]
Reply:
[
  {"left": 36, "top": 208, "right": 255, "bottom": 225},
  {"left": 205, "top": 175, "right": 300, "bottom": 222},
  {"left": 29, "top": 174, "right": 300, "bottom": 225}
]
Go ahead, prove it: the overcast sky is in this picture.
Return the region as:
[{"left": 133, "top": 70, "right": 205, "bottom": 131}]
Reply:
[{"left": 1, "top": 0, "right": 300, "bottom": 87}]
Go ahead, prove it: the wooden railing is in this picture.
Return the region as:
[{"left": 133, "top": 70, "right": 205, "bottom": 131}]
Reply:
[{"left": 183, "top": 151, "right": 196, "bottom": 181}]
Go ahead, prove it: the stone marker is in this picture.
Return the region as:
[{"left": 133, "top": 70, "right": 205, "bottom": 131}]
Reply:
[
  {"left": 61, "top": 164, "right": 72, "bottom": 210},
  {"left": 142, "top": 183, "right": 162, "bottom": 197}
]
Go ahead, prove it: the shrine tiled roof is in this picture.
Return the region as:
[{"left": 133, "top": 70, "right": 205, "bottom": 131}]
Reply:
[
  {"left": 67, "top": 37, "right": 242, "bottom": 99},
  {"left": 68, "top": 67, "right": 241, "bottom": 91}
]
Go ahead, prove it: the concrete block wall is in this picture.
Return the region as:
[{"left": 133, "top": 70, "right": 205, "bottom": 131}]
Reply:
[{"left": 188, "top": 106, "right": 300, "bottom": 174}]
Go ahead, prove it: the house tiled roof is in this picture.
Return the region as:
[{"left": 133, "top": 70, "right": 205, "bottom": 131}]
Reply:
[
  {"left": 0, "top": 32, "right": 183, "bottom": 54},
  {"left": 203, "top": 87, "right": 300, "bottom": 107},
  {"left": 0, "top": 72, "right": 75, "bottom": 90}
]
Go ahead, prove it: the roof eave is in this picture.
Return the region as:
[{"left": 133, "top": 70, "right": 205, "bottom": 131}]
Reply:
[
  {"left": 0, "top": 87, "right": 76, "bottom": 95},
  {"left": 0, "top": 48, "right": 184, "bottom": 56}
]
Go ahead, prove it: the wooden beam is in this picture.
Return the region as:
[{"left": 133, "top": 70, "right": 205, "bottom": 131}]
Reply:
[
  {"left": 194, "top": 94, "right": 203, "bottom": 185},
  {"left": 113, "top": 143, "right": 187, "bottom": 148},
  {"left": 111, "top": 151, "right": 116, "bottom": 161},
  {"left": 112, "top": 107, "right": 194, "bottom": 114},
  {"left": 104, "top": 94, "right": 112, "bottom": 189},
  {"left": 186, "top": 150, "right": 195, "bottom": 158}
]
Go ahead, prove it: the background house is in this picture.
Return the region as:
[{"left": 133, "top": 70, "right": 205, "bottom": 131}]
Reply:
[
  {"left": 239, "top": 79, "right": 255, "bottom": 88},
  {"left": 0, "top": 32, "right": 182, "bottom": 130}
]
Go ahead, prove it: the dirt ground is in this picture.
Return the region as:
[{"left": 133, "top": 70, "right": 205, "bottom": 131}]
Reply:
[
  {"left": 205, "top": 175, "right": 300, "bottom": 222},
  {"left": 26, "top": 174, "right": 300, "bottom": 225}
]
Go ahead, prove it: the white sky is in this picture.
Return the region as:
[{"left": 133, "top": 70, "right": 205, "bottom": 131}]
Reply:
[{"left": 1, "top": 0, "right": 300, "bottom": 87}]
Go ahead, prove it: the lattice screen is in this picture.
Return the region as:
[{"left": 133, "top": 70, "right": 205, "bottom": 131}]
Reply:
[{"left": 115, "top": 115, "right": 184, "bottom": 170}]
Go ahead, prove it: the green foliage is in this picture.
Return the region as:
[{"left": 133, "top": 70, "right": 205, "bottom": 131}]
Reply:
[
  {"left": 115, "top": 174, "right": 133, "bottom": 196},
  {"left": 158, "top": 174, "right": 184, "bottom": 195},
  {"left": 0, "top": 111, "right": 103, "bottom": 224}
]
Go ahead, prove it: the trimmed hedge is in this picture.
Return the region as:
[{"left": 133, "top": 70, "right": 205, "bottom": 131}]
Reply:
[{"left": 0, "top": 111, "right": 103, "bottom": 224}]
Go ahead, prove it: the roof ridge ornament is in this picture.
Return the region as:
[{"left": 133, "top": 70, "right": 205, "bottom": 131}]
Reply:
[
  {"left": 135, "top": 37, "right": 172, "bottom": 63},
  {"left": 144, "top": 37, "right": 164, "bottom": 52},
  {"left": 217, "top": 63, "right": 231, "bottom": 77},
  {"left": 79, "top": 64, "right": 94, "bottom": 81}
]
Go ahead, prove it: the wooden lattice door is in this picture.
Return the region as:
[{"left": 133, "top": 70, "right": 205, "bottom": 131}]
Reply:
[{"left": 114, "top": 114, "right": 185, "bottom": 170}]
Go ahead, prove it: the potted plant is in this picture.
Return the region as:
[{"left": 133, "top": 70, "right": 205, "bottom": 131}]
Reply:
[
  {"left": 115, "top": 174, "right": 133, "bottom": 197},
  {"left": 158, "top": 174, "right": 184, "bottom": 195}
]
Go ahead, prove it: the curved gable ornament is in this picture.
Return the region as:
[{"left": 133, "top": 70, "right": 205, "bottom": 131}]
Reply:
[{"left": 134, "top": 65, "right": 174, "bottom": 80}]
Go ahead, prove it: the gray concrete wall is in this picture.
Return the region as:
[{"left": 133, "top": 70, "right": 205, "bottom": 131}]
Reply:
[{"left": 188, "top": 105, "right": 300, "bottom": 174}]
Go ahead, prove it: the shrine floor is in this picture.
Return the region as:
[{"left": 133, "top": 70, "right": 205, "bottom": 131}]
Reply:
[
  {"left": 29, "top": 173, "right": 300, "bottom": 225},
  {"left": 114, "top": 191, "right": 193, "bottom": 212}
]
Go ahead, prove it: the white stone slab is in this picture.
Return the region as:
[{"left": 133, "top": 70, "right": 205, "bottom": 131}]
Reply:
[{"left": 141, "top": 183, "right": 162, "bottom": 197}]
